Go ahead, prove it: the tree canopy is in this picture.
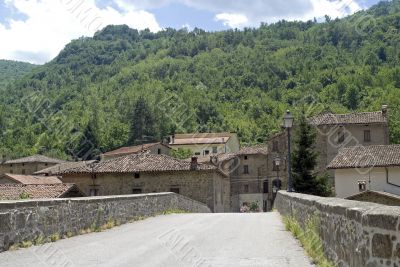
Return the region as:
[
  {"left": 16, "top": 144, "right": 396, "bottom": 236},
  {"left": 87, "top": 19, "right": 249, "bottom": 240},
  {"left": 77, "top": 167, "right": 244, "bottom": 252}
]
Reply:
[{"left": 0, "top": 0, "right": 400, "bottom": 159}]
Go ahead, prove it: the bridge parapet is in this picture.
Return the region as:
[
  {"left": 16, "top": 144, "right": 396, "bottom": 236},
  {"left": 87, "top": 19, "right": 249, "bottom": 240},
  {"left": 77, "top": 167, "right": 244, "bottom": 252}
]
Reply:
[
  {"left": 275, "top": 191, "right": 400, "bottom": 267},
  {"left": 0, "top": 193, "right": 210, "bottom": 252}
]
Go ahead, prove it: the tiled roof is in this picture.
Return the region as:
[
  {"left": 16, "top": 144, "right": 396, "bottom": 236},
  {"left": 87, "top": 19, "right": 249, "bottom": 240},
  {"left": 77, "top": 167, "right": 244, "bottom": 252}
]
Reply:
[
  {"left": 346, "top": 190, "right": 400, "bottom": 201},
  {"left": 170, "top": 133, "right": 235, "bottom": 145},
  {"left": 0, "top": 184, "right": 79, "bottom": 200},
  {"left": 61, "top": 154, "right": 217, "bottom": 174},
  {"left": 4, "top": 155, "right": 66, "bottom": 164},
  {"left": 102, "top": 142, "right": 170, "bottom": 156},
  {"left": 235, "top": 145, "right": 268, "bottom": 155},
  {"left": 309, "top": 111, "right": 387, "bottom": 126},
  {"left": 2, "top": 174, "right": 62, "bottom": 185},
  {"left": 34, "top": 160, "right": 97, "bottom": 175},
  {"left": 327, "top": 145, "right": 400, "bottom": 169}
]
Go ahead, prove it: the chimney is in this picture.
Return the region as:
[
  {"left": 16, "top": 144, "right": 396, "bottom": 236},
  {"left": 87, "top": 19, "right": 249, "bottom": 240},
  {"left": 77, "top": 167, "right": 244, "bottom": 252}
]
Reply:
[
  {"left": 190, "top": 157, "right": 198, "bottom": 170},
  {"left": 382, "top": 105, "right": 388, "bottom": 118}
]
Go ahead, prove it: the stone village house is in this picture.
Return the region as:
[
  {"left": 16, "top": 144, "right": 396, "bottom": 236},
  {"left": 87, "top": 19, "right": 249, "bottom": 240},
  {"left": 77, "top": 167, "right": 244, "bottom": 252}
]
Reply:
[
  {"left": 57, "top": 154, "right": 230, "bottom": 212},
  {"left": 266, "top": 106, "right": 389, "bottom": 189},
  {"left": 0, "top": 155, "right": 66, "bottom": 175},
  {"left": 327, "top": 144, "right": 400, "bottom": 198}
]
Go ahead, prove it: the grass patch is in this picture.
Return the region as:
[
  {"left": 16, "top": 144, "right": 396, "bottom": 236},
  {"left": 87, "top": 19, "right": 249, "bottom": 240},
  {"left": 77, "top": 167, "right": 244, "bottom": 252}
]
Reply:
[
  {"left": 283, "top": 215, "right": 334, "bottom": 267},
  {"left": 158, "top": 209, "right": 188, "bottom": 215}
]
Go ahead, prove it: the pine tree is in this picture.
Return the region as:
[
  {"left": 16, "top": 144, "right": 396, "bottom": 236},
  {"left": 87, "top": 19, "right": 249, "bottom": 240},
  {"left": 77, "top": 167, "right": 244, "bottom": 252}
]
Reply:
[
  {"left": 292, "top": 110, "right": 331, "bottom": 196},
  {"left": 128, "top": 97, "right": 155, "bottom": 145}
]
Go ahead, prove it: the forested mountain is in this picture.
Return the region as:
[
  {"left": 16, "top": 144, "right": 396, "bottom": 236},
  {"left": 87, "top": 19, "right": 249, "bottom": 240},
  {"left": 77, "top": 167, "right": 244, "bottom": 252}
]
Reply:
[
  {"left": 0, "top": 60, "right": 36, "bottom": 88},
  {"left": 0, "top": 0, "right": 399, "bottom": 159}
]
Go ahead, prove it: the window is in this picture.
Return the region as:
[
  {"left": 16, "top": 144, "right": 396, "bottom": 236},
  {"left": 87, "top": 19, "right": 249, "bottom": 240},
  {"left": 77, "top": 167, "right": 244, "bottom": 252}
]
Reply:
[
  {"left": 9, "top": 170, "right": 13, "bottom": 174},
  {"left": 338, "top": 131, "right": 345, "bottom": 144},
  {"left": 358, "top": 180, "right": 367, "bottom": 192},
  {"left": 244, "top": 156, "right": 248, "bottom": 160},
  {"left": 243, "top": 165, "right": 249, "bottom": 174},
  {"left": 89, "top": 189, "right": 99, "bottom": 196},
  {"left": 243, "top": 184, "right": 249, "bottom": 193},
  {"left": 22, "top": 163, "right": 24, "bottom": 166},
  {"left": 157, "top": 148, "right": 161, "bottom": 154},
  {"left": 22, "top": 169, "right": 26, "bottom": 174},
  {"left": 45, "top": 163, "right": 48, "bottom": 166},
  {"left": 204, "top": 150, "right": 210, "bottom": 155},
  {"left": 134, "top": 172, "right": 140, "bottom": 179},
  {"left": 132, "top": 188, "right": 142, "bottom": 194},
  {"left": 272, "top": 141, "right": 279, "bottom": 152},
  {"left": 170, "top": 187, "right": 180, "bottom": 194},
  {"left": 212, "top": 147, "right": 218, "bottom": 154},
  {"left": 263, "top": 180, "right": 269, "bottom": 193},
  {"left": 364, "top": 130, "right": 371, "bottom": 142},
  {"left": 195, "top": 152, "right": 201, "bottom": 156}
]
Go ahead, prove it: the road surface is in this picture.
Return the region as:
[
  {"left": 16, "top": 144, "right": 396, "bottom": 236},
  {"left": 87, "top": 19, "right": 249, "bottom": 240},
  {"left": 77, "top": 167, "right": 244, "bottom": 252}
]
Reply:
[{"left": 0, "top": 212, "right": 314, "bottom": 267}]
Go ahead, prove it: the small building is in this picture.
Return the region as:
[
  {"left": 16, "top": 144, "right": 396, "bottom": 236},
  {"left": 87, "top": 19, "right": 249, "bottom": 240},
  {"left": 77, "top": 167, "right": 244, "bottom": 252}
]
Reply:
[
  {"left": 0, "top": 173, "right": 62, "bottom": 185},
  {"left": 199, "top": 145, "right": 274, "bottom": 212},
  {"left": 0, "top": 184, "right": 85, "bottom": 200},
  {"left": 0, "top": 155, "right": 66, "bottom": 175},
  {"left": 100, "top": 142, "right": 171, "bottom": 161},
  {"left": 169, "top": 132, "right": 240, "bottom": 156},
  {"left": 346, "top": 190, "right": 400, "bottom": 206},
  {"left": 34, "top": 160, "right": 97, "bottom": 176},
  {"left": 327, "top": 145, "right": 400, "bottom": 198},
  {"left": 57, "top": 154, "right": 230, "bottom": 212}
]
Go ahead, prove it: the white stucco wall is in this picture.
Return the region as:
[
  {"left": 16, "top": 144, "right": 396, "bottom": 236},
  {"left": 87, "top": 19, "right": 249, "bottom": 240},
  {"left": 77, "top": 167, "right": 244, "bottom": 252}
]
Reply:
[{"left": 334, "top": 167, "right": 400, "bottom": 198}]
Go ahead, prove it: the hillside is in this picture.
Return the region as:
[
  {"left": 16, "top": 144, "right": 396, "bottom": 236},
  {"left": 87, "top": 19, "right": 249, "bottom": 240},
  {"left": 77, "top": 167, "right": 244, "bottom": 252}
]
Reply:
[
  {"left": 0, "top": 60, "right": 36, "bottom": 88},
  {"left": 0, "top": 0, "right": 399, "bottom": 159}
]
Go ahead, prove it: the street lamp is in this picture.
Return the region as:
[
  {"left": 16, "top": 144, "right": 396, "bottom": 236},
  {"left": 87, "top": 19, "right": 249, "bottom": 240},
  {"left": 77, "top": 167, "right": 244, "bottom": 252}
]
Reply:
[
  {"left": 283, "top": 110, "right": 294, "bottom": 192},
  {"left": 272, "top": 156, "right": 281, "bottom": 208}
]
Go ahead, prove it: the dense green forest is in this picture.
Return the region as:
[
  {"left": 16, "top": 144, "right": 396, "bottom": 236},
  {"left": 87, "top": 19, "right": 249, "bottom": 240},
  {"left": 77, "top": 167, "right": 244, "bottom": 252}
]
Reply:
[
  {"left": 0, "top": 0, "right": 399, "bottom": 160},
  {"left": 0, "top": 60, "right": 36, "bottom": 88}
]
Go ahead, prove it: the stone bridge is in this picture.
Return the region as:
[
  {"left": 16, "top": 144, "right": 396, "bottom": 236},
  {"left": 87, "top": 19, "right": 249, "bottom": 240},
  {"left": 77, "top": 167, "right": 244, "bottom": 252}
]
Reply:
[{"left": 0, "top": 192, "right": 399, "bottom": 266}]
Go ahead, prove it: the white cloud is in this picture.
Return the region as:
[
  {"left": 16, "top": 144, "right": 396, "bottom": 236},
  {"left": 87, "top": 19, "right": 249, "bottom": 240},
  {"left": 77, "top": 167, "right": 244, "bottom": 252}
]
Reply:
[
  {"left": 129, "top": 0, "right": 362, "bottom": 27},
  {"left": 215, "top": 13, "right": 248, "bottom": 28},
  {"left": 0, "top": 0, "right": 161, "bottom": 64}
]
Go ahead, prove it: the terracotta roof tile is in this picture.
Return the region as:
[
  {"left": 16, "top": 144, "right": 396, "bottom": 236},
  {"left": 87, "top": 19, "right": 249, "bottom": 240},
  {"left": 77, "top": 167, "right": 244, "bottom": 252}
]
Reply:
[
  {"left": 2, "top": 174, "right": 62, "bottom": 185},
  {"left": 4, "top": 155, "right": 66, "bottom": 164},
  {"left": 310, "top": 111, "right": 387, "bottom": 126},
  {"left": 61, "top": 154, "right": 217, "bottom": 174},
  {"left": 327, "top": 145, "right": 400, "bottom": 169},
  {"left": 34, "top": 161, "right": 97, "bottom": 175},
  {"left": 102, "top": 142, "right": 170, "bottom": 156},
  {"left": 0, "top": 184, "right": 80, "bottom": 200}
]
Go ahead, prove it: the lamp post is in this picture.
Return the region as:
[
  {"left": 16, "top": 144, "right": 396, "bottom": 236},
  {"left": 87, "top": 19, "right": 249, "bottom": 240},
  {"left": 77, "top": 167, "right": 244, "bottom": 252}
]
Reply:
[
  {"left": 272, "top": 156, "right": 281, "bottom": 208},
  {"left": 283, "top": 110, "right": 294, "bottom": 192}
]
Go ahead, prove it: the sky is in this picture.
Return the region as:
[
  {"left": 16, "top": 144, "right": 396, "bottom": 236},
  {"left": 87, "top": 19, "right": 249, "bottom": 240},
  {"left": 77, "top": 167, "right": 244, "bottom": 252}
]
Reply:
[{"left": 0, "top": 0, "right": 382, "bottom": 64}]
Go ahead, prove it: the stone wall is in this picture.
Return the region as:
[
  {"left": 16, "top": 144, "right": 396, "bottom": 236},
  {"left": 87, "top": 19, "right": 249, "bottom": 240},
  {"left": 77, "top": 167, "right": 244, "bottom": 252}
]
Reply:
[
  {"left": 275, "top": 191, "right": 400, "bottom": 267},
  {"left": 0, "top": 192, "right": 210, "bottom": 252}
]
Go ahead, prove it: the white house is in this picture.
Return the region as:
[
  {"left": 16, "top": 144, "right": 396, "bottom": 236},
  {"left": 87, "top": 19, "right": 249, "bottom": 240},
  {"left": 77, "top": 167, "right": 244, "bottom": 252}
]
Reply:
[
  {"left": 327, "top": 145, "right": 400, "bottom": 198},
  {"left": 169, "top": 133, "right": 240, "bottom": 156}
]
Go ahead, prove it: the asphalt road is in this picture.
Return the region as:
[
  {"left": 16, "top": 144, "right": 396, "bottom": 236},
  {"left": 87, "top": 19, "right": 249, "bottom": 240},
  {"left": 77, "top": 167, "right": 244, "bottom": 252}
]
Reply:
[{"left": 0, "top": 212, "right": 314, "bottom": 267}]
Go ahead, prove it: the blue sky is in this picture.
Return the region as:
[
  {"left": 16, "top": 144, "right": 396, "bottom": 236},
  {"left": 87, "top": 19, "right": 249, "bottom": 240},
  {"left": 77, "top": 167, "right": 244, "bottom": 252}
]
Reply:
[{"left": 0, "top": 0, "right": 383, "bottom": 64}]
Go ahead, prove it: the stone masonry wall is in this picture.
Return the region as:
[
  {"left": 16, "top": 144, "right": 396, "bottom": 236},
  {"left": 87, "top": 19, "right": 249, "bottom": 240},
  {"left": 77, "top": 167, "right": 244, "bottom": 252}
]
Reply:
[
  {"left": 275, "top": 191, "right": 400, "bottom": 267},
  {"left": 0, "top": 193, "right": 210, "bottom": 252}
]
